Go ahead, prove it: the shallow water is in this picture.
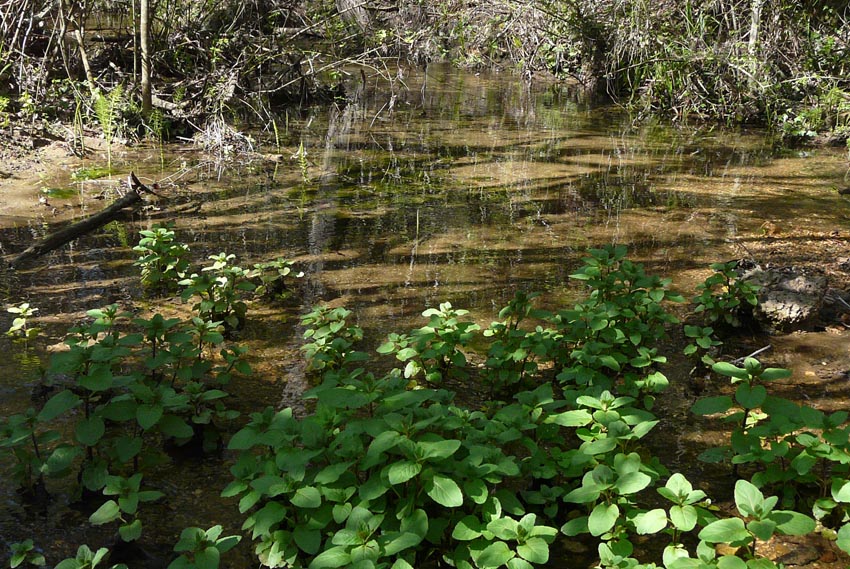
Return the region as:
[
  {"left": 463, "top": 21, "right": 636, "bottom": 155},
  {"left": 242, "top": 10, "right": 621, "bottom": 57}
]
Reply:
[{"left": 1, "top": 65, "right": 849, "bottom": 565}]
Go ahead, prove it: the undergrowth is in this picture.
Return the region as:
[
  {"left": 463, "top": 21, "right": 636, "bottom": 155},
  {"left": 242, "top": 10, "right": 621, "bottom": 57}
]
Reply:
[{"left": 2, "top": 231, "right": 849, "bottom": 569}]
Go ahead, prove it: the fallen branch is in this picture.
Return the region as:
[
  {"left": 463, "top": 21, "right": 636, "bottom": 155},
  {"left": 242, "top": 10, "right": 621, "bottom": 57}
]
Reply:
[
  {"left": 731, "top": 345, "right": 772, "bottom": 364},
  {"left": 10, "top": 173, "right": 154, "bottom": 267}
]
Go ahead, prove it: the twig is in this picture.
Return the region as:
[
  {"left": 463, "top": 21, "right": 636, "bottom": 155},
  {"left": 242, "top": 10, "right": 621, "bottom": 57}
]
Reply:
[{"left": 731, "top": 345, "right": 772, "bottom": 365}]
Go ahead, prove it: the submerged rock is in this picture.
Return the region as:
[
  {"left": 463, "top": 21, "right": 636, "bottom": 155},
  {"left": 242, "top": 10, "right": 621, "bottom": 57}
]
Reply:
[{"left": 743, "top": 266, "right": 828, "bottom": 332}]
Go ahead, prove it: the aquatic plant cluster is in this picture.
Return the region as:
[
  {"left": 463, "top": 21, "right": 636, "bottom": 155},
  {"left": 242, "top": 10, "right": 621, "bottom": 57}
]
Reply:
[{"left": 3, "top": 227, "right": 850, "bottom": 569}]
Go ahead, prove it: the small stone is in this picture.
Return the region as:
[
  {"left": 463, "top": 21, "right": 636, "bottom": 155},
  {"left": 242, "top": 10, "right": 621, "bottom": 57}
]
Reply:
[{"left": 775, "top": 545, "right": 821, "bottom": 566}]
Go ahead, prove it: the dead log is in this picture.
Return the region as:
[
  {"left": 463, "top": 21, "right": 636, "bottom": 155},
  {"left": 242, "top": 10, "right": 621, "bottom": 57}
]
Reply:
[{"left": 10, "top": 173, "right": 153, "bottom": 268}]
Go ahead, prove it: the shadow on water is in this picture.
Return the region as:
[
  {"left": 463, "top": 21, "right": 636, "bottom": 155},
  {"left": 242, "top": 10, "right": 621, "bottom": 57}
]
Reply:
[{"left": 1, "top": 64, "right": 849, "bottom": 566}]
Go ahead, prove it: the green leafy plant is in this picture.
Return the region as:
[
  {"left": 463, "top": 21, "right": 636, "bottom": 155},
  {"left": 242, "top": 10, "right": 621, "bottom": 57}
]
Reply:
[
  {"left": 133, "top": 224, "right": 191, "bottom": 293},
  {"left": 6, "top": 302, "right": 39, "bottom": 341},
  {"left": 8, "top": 243, "right": 848, "bottom": 568},
  {"left": 88, "top": 473, "right": 164, "bottom": 542},
  {"left": 691, "top": 358, "right": 792, "bottom": 466},
  {"left": 168, "top": 525, "right": 241, "bottom": 569},
  {"left": 552, "top": 245, "right": 682, "bottom": 407},
  {"left": 252, "top": 258, "right": 303, "bottom": 300},
  {"left": 9, "top": 540, "right": 46, "bottom": 568},
  {"left": 482, "top": 291, "right": 552, "bottom": 396},
  {"left": 54, "top": 545, "right": 126, "bottom": 569},
  {"left": 92, "top": 85, "right": 125, "bottom": 167},
  {"left": 668, "top": 479, "right": 815, "bottom": 568},
  {"left": 377, "top": 302, "right": 481, "bottom": 383},
  {"left": 300, "top": 305, "right": 365, "bottom": 373},
  {"left": 0, "top": 95, "right": 10, "bottom": 127},
  {"left": 683, "top": 324, "right": 722, "bottom": 368},
  {"left": 180, "top": 253, "right": 256, "bottom": 331},
  {"left": 692, "top": 262, "right": 759, "bottom": 329},
  {"left": 0, "top": 392, "right": 81, "bottom": 496}
]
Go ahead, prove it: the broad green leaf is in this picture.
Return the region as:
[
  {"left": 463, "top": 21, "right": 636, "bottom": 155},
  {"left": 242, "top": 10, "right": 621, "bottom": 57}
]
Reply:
[
  {"left": 837, "top": 523, "right": 850, "bottom": 554},
  {"left": 418, "top": 439, "right": 461, "bottom": 460},
  {"left": 251, "top": 502, "right": 287, "bottom": 537},
  {"left": 663, "top": 544, "right": 691, "bottom": 568},
  {"left": 716, "top": 555, "right": 747, "bottom": 569},
  {"left": 331, "top": 529, "right": 360, "bottom": 546},
  {"left": 507, "top": 558, "right": 533, "bottom": 569},
  {"left": 712, "top": 362, "right": 749, "bottom": 380},
  {"left": 358, "top": 475, "right": 390, "bottom": 501},
  {"left": 427, "top": 474, "right": 463, "bottom": 508},
  {"left": 487, "top": 517, "right": 519, "bottom": 540},
  {"left": 734, "top": 480, "right": 765, "bottom": 518},
  {"left": 382, "top": 531, "right": 422, "bottom": 556},
  {"left": 37, "top": 390, "right": 80, "bottom": 422},
  {"left": 228, "top": 427, "right": 260, "bottom": 450},
  {"left": 292, "top": 486, "right": 322, "bottom": 509},
  {"left": 698, "top": 518, "right": 749, "bottom": 543},
  {"left": 832, "top": 480, "right": 850, "bottom": 503},
  {"left": 400, "top": 508, "right": 428, "bottom": 538},
  {"left": 195, "top": 546, "right": 220, "bottom": 569},
  {"left": 45, "top": 445, "right": 82, "bottom": 476},
  {"left": 452, "top": 516, "right": 482, "bottom": 541},
  {"left": 315, "top": 462, "right": 353, "bottom": 485},
  {"left": 75, "top": 416, "right": 105, "bottom": 446},
  {"left": 691, "top": 396, "right": 733, "bottom": 415},
  {"left": 464, "top": 479, "right": 489, "bottom": 505},
  {"left": 581, "top": 437, "right": 617, "bottom": 456},
  {"left": 669, "top": 505, "right": 698, "bottom": 532},
  {"left": 747, "top": 519, "right": 776, "bottom": 541},
  {"left": 115, "top": 436, "right": 143, "bottom": 463},
  {"left": 119, "top": 519, "right": 143, "bottom": 542},
  {"left": 735, "top": 384, "right": 767, "bottom": 409},
  {"left": 474, "top": 541, "right": 514, "bottom": 568},
  {"left": 544, "top": 409, "right": 592, "bottom": 427},
  {"left": 137, "top": 404, "right": 164, "bottom": 430},
  {"left": 80, "top": 365, "right": 113, "bottom": 391},
  {"left": 767, "top": 510, "right": 816, "bottom": 536},
  {"left": 634, "top": 508, "right": 667, "bottom": 534},
  {"left": 588, "top": 503, "right": 619, "bottom": 536},
  {"left": 516, "top": 537, "right": 549, "bottom": 564},
  {"left": 158, "top": 415, "right": 194, "bottom": 438},
  {"left": 387, "top": 461, "right": 421, "bottom": 485},
  {"left": 332, "top": 503, "right": 352, "bottom": 524},
  {"left": 308, "top": 546, "right": 350, "bottom": 569},
  {"left": 564, "top": 484, "right": 601, "bottom": 504},
  {"left": 293, "top": 527, "right": 322, "bottom": 554},
  {"left": 760, "top": 368, "right": 792, "bottom": 381},
  {"left": 613, "top": 471, "right": 651, "bottom": 495},
  {"left": 89, "top": 500, "right": 121, "bottom": 525},
  {"left": 560, "top": 516, "right": 588, "bottom": 536},
  {"left": 662, "top": 473, "right": 693, "bottom": 500}
]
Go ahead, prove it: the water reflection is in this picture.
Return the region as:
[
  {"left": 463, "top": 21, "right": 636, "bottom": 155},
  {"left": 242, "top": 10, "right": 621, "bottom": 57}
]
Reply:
[{"left": 0, "top": 66, "right": 847, "bottom": 343}]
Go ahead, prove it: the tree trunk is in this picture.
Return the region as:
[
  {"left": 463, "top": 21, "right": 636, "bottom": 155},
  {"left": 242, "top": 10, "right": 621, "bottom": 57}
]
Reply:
[
  {"left": 335, "top": 0, "right": 369, "bottom": 34},
  {"left": 73, "top": 28, "right": 96, "bottom": 95},
  {"left": 140, "top": 0, "right": 152, "bottom": 114},
  {"left": 746, "top": 0, "right": 764, "bottom": 94}
]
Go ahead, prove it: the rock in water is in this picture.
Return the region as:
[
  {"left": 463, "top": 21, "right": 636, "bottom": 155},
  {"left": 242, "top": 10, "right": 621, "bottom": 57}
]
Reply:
[{"left": 743, "top": 267, "right": 828, "bottom": 332}]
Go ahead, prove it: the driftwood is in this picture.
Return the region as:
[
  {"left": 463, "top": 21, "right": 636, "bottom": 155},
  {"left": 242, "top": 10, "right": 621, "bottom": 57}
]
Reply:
[{"left": 10, "top": 173, "right": 155, "bottom": 268}]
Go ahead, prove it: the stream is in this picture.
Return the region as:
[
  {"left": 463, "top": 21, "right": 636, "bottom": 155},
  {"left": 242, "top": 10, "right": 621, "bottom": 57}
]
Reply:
[{"left": 1, "top": 65, "right": 849, "bottom": 567}]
